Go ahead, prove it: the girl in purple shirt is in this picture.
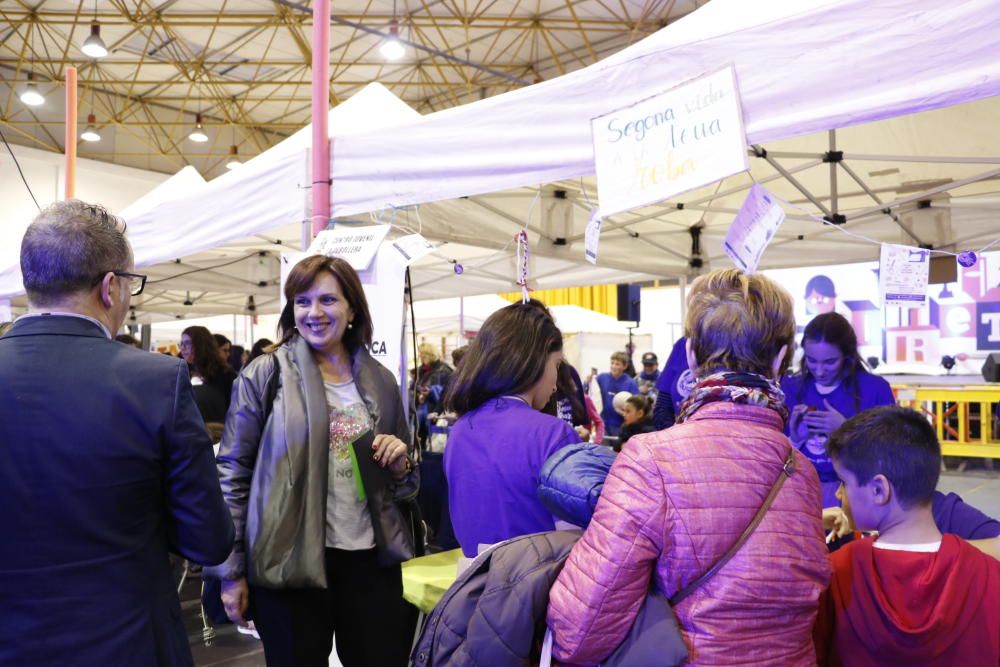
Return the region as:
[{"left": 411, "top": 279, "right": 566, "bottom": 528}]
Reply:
[
  {"left": 782, "top": 313, "right": 896, "bottom": 508},
  {"left": 443, "top": 302, "right": 581, "bottom": 557}
]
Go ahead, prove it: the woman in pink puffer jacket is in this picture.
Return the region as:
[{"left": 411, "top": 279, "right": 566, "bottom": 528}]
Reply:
[{"left": 548, "top": 269, "right": 831, "bottom": 666}]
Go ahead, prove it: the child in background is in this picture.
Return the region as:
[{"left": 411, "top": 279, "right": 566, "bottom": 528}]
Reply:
[
  {"left": 596, "top": 352, "right": 639, "bottom": 437},
  {"left": 615, "top": 395, "right": 656, "bottom": 452},
  {"left": 815, "top": 406, "right": 1000, "bottom": 666}
]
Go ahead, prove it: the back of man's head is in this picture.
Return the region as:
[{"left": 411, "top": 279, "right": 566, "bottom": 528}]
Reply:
[
  {"left": 20, "top": 200, "right": 131, "bottom": 307},
  {"left": 826, "top": 405, "right": 940, "bottom": 508}
]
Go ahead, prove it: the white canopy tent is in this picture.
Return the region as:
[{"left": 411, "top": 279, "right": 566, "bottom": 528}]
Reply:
[{"left": 2, "top": 0, "right": 999, "bottom": 319}]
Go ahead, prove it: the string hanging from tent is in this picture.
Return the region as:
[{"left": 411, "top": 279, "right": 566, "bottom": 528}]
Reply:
[
  {"left": 516, "top": 229, "right": 530, "bottom": 303},
  {"left": 767, "top": 191, "right": 1000, "bottom": 269}
]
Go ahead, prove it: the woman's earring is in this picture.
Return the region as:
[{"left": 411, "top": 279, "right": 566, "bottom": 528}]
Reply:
[{"left": 347, "top": 321, "right": 354, "bottom": 330}]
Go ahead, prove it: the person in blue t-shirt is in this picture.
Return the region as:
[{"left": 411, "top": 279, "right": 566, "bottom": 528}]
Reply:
[
  {"left": 596, "top": 351, "right": 639, "bottom": 437},
  {"left": 782, "top": 312, "right": 895, "bottom": 508},
  {"left": 653, "top": 337, "right": 695, "bottom": 430}
]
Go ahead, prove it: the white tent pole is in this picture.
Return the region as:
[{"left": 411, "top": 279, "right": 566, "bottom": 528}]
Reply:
[
  {"left": 829, "top": 130, "right": 838, "bottom": 218},
  {"left": 846, "top": 166, "right": 1000, "bottom": 223}
]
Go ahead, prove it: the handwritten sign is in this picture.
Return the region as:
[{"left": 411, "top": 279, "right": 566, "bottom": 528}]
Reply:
[
  {"left": 879, "top": 243, "right": 929, "bottom": 307},
  {"left": 307, "top": 224, "right": 391, "bottom": 270},
  {"left": 724, "top": 184, "right": 785, "bottom": 274},
  {"left": 591, "top": 66, "right": 749, "bottom": 218}
]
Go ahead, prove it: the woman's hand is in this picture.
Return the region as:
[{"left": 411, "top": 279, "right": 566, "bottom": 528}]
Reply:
[
  {"left": 803, "top": 399, "right": 846, "bottom": 435},
  {"left": 788, "top": 405, "right": 810, "bottom": 444},
  {"left": 221, "top": 577, "right": 249, "bottom": 624},
  {"left": 574, "top": 425, "right": 591, "bottom": 442},
  {"left": 372, "top": 434, "right": 411, "bottom": 479}
]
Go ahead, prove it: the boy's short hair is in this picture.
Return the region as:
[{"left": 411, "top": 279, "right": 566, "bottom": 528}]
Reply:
[
  {"left": 826, "top": 406, "right": 940, "bottom": 508},
  {"left": 610, "top": 351, "right": 629, "bottom": 366}
]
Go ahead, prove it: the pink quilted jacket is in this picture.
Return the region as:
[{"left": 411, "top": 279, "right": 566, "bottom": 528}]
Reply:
[{"left": 547, "top": 401, "right": 831, "bottom": 666}]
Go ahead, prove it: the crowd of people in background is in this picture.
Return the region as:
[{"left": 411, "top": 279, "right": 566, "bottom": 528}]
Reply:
[{"left": 2, "top": 199, "right": 999, "bottom": 667}]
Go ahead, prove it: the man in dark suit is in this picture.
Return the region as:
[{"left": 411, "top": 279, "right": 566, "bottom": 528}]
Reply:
[{"left": 0, "top": 200, "right": 235, "bottom": 666}]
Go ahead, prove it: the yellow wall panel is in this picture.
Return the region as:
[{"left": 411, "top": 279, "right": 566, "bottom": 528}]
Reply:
[{"left": 499, "top": 284, "right": 619, "bottom": 318}]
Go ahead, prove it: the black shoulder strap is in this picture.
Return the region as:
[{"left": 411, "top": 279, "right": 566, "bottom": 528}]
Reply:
[
  {"left": 261, "top": 356, "right": 280, "bottom": 422},
  {"left": 670, "top": 447, "right": 795, "bottom": 606}
]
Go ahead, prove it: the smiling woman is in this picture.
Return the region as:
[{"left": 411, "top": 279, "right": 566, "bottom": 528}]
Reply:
[
  {"left": 782, "top": 312, "right": 896, "bottom": 508},
  {"left": 207, "top": 254, "right": 420, "bottom": 666}
]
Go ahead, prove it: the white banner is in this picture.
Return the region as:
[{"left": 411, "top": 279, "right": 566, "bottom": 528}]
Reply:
[{"left": 591, "top": 65, "right": 749, "bottom": 217}]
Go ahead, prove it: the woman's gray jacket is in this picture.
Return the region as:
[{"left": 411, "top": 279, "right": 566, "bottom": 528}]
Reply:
[{"left": 206, "top": 335, "right": 419, "bottom": 588}]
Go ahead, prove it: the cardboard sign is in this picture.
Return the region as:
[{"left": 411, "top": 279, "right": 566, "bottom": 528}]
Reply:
[
  {"left": 592, "top": 65, "right": 749, "bottom": 218},
  {"left": 307, "top": 225, "right": 391, "bottom": 270},
  {"left": 879, "top": 243, "right": 930, "bottom": 307},
  {"left": 723, "top": 183, "right": 786, "bottom": 274}
]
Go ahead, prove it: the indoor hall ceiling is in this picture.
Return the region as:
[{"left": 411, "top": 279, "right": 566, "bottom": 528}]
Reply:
[{"left": 0, "top": 0, "right": 700, "bottom": 177}]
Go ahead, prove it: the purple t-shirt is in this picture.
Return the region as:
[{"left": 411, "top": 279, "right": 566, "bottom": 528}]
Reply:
[
  {"left": 444, "top": 397, "right": 581, "bottom": 557},
  {"left": 781, "top": 370, "right": 895, "bottom": 507}
]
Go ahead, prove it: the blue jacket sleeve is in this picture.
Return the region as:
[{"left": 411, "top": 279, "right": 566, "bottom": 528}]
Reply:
[{"left": 539, "top": 443, "right": 617, "bottom": 528}]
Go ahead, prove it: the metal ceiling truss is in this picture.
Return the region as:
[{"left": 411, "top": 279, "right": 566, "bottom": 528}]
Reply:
[{"left": 1, "top": 1, "right": 693, "bottom": 176}]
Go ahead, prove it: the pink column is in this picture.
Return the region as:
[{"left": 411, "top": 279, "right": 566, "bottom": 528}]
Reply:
[
  {"left": 311, "top": 0, "right": 331, "bottom": 237},
  {"left": 64, "top": 66, "right": 77, "bottom": 200}
]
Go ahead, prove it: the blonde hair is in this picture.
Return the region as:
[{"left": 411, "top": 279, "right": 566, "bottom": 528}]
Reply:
[
  {"left": 685, "top": 269, "right": 795, "bottom": 377},
  {"left": 418, "top": 342, "right": 440, "bottom": 363},
  {"left": 610, "top": 351, "right": 629, "bottom": 366}
]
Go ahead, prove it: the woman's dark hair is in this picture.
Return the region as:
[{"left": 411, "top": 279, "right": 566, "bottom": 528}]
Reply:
[
  {"left": 444, "top": 302, "right": 563, "bottom": 416},
  {"left": 249, "top": 338, "right": 272, "bottom": 362},
  {"left": 182, "top": 325, "right": 228, "bottom": 379},
  {"left": 625, "top": 394, "right": 652, "bottom": 417},
  {"left": 272, "top": 255, "right": 373, "bottom": 353},
  {"left": 797, "top": 312, "right": 868, "bottom": 411},
  {"left": 521, "top": 299, "right": 586, "bottom": 424},
  {"left": 228, "top": 344, "right": 245, "bottom": 372}
]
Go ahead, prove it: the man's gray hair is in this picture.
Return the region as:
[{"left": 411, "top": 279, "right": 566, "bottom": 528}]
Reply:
[{"left": 20, "top": 199, "right": 132, "bottom": 306}]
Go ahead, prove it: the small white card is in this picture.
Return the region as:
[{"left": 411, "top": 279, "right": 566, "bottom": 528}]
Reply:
[
  {"left": 307, "top": 224, "right": 391, "bottom": 270},
  {"left": 391, "top": 234, "right": 437, "bottom": 265},
  {"left": 879, "top": 243, "right": 929, "bottom": 307},
  {"left": 723, "top": 183, "right": 785, "bottom": 274},
  {"left": 584, "top": 209, "right": 602, "bottom": 265}
]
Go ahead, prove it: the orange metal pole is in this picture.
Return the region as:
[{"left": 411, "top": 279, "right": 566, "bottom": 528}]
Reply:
[{"left": 64, "top": 67, "right": 77, "bottom": 200}]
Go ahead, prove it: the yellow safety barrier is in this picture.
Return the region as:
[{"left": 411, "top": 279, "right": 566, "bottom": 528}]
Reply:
[{"left": 893, "top": 386, "right": 1000, "bottom": 458}]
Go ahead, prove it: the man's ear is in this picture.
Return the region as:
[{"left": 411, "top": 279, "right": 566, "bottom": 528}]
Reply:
[
  {"left": 870, "top": 474, "right": 892, "bottom": 507},
  {"left": 99, "top": 272, "right": 115, "bottom": 309}
]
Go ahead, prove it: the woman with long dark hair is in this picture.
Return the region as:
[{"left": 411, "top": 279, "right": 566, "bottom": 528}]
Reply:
[
  {"left": 443, "top": 302, "right": 581, "bottom": 557},
  {"left": 180, "top": 325, "right": 237, "bottom": 427},
  {"left": 207, "top": 255, "right": 418, "bottom": 666},
  {"left": 782, "top": 312, "right": 895, "bottom": 507}
]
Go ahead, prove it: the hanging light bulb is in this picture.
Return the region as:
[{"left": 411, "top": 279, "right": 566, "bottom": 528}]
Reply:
[
  {"left": 188, "top": 113, "right": 208, "bottom": 142},
  {"left": 81, "top": 22, "right": 109, "bottom": 59},
  {"left": 80, "top": 113, "right": 101, "bottom": 142},
  {"left": 380, "top": 20, "right": 405, "bottom": 61},
  {"left": 20, "top": 72, "right": 45, "bottom": 107},
  {"left": 225, "top": 145, "right": 242, "bottom": 170}
]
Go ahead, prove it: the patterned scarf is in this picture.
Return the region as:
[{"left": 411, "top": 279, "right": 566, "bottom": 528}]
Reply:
[{"left": 676, "top": 371, "right": 789, "bottom": 425}]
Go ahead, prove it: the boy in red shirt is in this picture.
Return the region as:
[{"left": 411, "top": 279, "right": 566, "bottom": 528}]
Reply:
[{"left": 815, "top": 405, "right": 999, "bottom": 666}]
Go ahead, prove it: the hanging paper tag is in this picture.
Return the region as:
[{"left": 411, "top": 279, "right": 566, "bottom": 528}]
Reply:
[
  {"left": 584, "top": 208, "right": 602, "bottom": 265},
  {"left": 723, "top": 183, "right": 785, "bottom": 274},
  {"left": 879, "top": 243, "right": 929, "bottom": 307}
]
